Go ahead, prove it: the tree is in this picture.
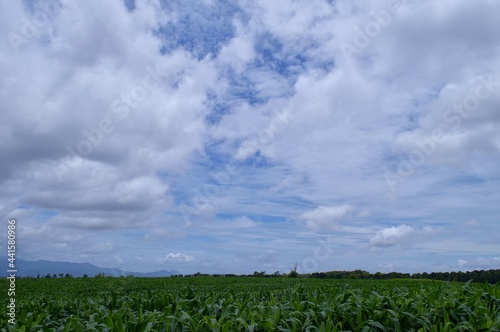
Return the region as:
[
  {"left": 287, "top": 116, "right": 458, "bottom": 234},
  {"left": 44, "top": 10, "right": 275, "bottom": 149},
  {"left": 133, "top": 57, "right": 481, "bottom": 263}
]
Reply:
[{"left": 289, "top": 263, "right": 299, "bottom": 278}]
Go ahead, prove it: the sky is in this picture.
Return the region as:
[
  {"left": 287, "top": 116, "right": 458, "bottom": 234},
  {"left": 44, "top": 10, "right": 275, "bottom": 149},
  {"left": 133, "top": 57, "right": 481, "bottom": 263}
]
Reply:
[{"left": 0, "top": 0, "right": 499, "bottom": 275}]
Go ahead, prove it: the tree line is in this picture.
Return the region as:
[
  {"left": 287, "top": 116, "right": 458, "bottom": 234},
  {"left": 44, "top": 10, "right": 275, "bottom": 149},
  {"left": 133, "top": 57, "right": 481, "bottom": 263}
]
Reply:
[
  {"left": 306, "top": 269, "right": 500, "bottom": 283},
  {"left": 178, "top": 269, "right": 500, "bottom": 283},
  {"left": 15, "top": 269, "right": 500, "bottom": 283}
]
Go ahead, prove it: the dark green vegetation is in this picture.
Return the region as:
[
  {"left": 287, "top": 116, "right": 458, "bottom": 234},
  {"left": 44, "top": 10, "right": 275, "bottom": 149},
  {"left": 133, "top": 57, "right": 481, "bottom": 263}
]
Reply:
[
  {"left": 306, "top": 269, "right": 500, "bottom": 284},
  {"left": 1, "top": 277, "right": 499, "bottom": 331},
  {"left": 185, "top": 269, "right": 500, "bottom": 284}
]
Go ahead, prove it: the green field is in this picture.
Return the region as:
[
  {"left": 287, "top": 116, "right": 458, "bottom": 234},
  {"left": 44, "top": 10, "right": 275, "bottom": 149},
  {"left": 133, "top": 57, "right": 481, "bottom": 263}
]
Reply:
[{"left": 1, "top": 277, "right": 499, "bottom": 331}]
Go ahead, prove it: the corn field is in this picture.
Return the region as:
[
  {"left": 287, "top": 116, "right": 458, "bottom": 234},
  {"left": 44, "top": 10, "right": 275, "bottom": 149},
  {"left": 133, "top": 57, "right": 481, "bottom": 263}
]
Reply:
[{"left": 1, "top": 277, "right": 499, "bottom": 331}]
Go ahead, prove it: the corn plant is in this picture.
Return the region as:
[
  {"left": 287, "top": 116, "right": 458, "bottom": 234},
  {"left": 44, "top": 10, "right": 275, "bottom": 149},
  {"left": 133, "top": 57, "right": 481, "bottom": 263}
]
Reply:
[{"left": 1, "top": 277, "right": 499, "bottom": 331}]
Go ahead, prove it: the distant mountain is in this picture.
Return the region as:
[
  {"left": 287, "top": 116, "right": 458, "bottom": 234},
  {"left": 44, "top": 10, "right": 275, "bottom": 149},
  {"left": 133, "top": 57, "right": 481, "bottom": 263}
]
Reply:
[{"left": 0, "top": 257, "right": 178, "bottom": 278}]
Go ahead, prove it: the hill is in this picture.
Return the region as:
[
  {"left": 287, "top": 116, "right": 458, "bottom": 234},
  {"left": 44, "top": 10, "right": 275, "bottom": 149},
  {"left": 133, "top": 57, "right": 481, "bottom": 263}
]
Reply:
[{"left": 1, "top": 257, "right": 178, "bottom": 278}]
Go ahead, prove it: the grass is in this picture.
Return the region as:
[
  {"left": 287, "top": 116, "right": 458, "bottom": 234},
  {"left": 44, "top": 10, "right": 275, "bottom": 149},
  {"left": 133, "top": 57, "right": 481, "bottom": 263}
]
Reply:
[{"left": 1, "top": 277, "right": 499, "bottom": 331}]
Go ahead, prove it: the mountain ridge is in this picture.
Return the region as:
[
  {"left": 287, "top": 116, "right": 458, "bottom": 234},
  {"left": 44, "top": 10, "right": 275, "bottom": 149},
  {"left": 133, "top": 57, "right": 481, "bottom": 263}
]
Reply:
[{"left": 1, "top": 257, "right": 178, "bottom": 277}]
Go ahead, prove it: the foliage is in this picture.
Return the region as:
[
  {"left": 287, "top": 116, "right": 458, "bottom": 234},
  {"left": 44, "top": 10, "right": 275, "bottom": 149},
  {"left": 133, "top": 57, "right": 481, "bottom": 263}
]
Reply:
[
  {"left": 308, "top": 269, "right": 500, "bottom": 284},
  {"left": 1, "top": 277, "right": 499, "bottom": 331}
]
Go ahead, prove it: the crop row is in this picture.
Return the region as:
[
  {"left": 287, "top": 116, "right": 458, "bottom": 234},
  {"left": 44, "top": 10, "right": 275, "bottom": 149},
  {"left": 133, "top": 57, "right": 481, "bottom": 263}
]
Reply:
[{"left": 1, "top": 278, "right": 499, "bottom": 331}]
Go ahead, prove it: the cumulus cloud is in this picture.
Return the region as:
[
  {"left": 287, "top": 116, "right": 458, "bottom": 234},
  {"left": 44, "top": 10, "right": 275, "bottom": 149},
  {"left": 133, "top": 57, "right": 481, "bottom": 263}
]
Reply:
[
  {"left": 1, "top": 0, "right": 499, "bottom": 274},
  {"left": 0, "top": 0, "right": 215, "bottom": 230},
  {"left": 369, "top": 224, "right": 436, "bottom": 248},
  {"left": 297, "top": 205, "right": 352, "bottom": 231},
  {"left": 162, "top": 252, "right": 195, "bottom": 263},
  {"left": 370, "top": 224, "right": 415, "bottom": 248}
]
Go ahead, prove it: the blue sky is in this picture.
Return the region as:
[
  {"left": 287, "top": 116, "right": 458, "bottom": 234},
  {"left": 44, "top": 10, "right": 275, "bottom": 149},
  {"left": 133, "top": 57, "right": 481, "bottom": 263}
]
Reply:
[{"left": 1, "top": 0, "right": 499, "bottom": 274}]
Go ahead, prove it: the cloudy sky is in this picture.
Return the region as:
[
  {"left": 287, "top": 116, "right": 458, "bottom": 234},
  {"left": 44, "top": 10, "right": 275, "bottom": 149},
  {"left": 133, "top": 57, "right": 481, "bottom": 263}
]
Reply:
[{"left": 1, "top": 0, "right": 499, "bottom": 275}]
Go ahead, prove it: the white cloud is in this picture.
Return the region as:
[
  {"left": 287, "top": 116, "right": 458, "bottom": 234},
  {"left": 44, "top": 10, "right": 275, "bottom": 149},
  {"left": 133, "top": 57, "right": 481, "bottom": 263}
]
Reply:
[
  {"left": 370, "top": 224, "right": 415, "bottom": 248},
  {"left": 217, "top": 20, "right": 255, "bottom": 72},
  {"left": 0, "top": 0, "right": 216, "bottom": 228},
  {"left": 0, "top": 0, "right": 499, "bottom": 274},
  {"left": 162, "top": 252, "right": 195, "bottom": 263},
  {"left": 297, "top": 205, "right": 352, "bottom": 231}
]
